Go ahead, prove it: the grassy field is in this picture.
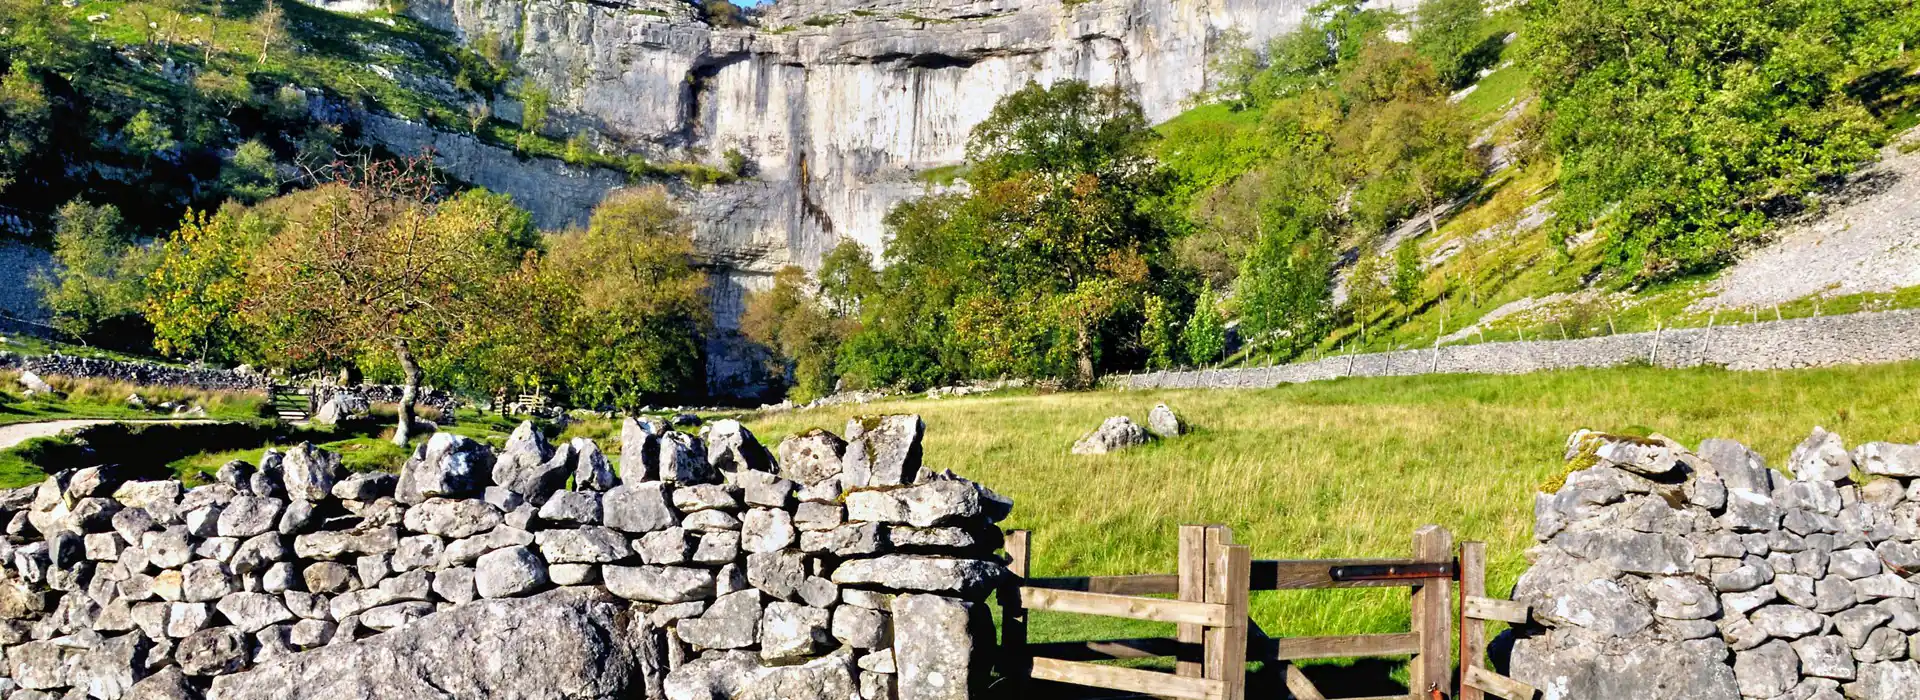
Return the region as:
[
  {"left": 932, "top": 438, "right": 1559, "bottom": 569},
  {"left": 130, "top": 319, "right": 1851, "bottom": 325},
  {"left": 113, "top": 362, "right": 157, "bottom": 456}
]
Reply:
[{"left": 720, "top": 361, "right": 1920, "bottom": 670}]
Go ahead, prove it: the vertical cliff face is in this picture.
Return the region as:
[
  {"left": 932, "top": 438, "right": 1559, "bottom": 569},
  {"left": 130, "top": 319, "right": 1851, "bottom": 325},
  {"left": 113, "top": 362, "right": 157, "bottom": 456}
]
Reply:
[{"left": 368, "top": 0, "right": 1405, "bottom": 396}]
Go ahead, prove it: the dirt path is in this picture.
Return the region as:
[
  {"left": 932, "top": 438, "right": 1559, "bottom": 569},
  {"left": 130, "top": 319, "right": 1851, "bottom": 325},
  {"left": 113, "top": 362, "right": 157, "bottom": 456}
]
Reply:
[{"left": 0, "top": 419, "right": 222, "bottom": 451}]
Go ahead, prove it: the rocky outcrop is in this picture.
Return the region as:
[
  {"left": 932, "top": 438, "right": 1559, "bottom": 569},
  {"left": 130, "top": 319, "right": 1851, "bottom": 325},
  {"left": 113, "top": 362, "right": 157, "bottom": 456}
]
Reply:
[
  {"left": 1508, "top": 428, "right": 1920, "bottom": 700},
  {"left": 331, "top": 0, "right": 1417, "bottom": 395},
  {"left": 0, "top": 413, "right": 1009, "bottom": 699}
]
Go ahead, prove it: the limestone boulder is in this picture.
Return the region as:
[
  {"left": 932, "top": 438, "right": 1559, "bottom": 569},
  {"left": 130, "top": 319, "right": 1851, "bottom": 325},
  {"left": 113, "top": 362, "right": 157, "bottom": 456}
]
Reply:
[
  {"left": 206, "top": 588, "right": 653, "bottom": 700},
  {"left": 1071, "top": 416, "right": 1149, "bottom": 455}
]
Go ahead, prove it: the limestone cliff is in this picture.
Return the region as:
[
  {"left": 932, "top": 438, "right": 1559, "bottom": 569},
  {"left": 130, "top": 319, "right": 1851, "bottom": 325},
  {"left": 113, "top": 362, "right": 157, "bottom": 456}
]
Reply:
[{"left": 335, "top": 0, "right": 1412, "bottom": 395}]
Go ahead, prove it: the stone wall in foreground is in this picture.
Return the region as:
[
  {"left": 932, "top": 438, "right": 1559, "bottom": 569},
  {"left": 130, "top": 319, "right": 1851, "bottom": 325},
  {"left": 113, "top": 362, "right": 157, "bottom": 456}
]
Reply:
[
  {"left": 1511, "top": 428, "right": 1920, "bottom": 700},
  {"left": 1104, "top": 308, "right": 1920, "bottom": 390},
  {"left": 0, "top": 413, "right": 1009, "bottom": 699}
]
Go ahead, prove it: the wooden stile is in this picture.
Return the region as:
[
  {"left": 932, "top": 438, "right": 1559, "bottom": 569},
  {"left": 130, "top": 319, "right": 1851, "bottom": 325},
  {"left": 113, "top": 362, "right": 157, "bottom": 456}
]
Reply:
[
  {"left": 1019, "top": 588, "right": 1229, "bottom": 626},
  {"left": 1284, "top": 665, "right": 1328, "bottom": 700},
  {"left": 1264, "top": 632, "right": 1422, "bottom": 661},
  {"left": 1464, "top": 595, "right": 1528, "bottom": 625},
  {"left": 1177, "top": 524, "right": 1208, "bottom": 679},
  {"left": 1030, "top": 657, "right": 1223, "bottom": 700},
  {"left": 1464, "top": 665, "right": 1538, "bottom": 700},
  {"left": 1409, "top": 525, "right": 1453, "bottom": 698},
  {"left": 1203, "top": 527, "right": 1250, "bottom": 700},
  {"left": 999, "top": 530, "right": 1030, "bottom": 692},
  {"left": 1459, "top": 541, "right": 1537, "bottom": 700}
]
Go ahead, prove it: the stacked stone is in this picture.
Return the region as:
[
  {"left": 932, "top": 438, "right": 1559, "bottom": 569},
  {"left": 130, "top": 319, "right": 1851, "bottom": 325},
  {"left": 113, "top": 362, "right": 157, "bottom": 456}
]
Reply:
[
  {"left": 0, "top": 412, "right": 1009, "bottom": 700},
  {"left": 1512, "top": 427, "right": 1920, "bottom": 700}
]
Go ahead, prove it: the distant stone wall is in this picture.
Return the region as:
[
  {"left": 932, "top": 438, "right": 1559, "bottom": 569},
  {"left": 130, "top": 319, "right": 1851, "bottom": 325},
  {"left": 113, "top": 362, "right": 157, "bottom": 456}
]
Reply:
[
  {"left": 0, "top": 354, "right": 268, "bottom": 394},
  {"left": 1103, "top": 309, "right": 1920, "bottom": 390},
  {"left": 1509, "top": 428, "right": 1920, "bottom": 699},
  {"left": 0, "top": 413, "right": 1010, "bottom": 699}
]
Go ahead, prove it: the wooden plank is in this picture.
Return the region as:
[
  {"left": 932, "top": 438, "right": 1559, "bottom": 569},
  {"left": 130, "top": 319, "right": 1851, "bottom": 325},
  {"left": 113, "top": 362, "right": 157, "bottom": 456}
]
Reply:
[
  {"left": 1020, "top": 588, "right": 1229, "bottom": 626},
  {"left": 1250, "top": 559, "right": 1449, "bottom": 590},
  {"left": 1461, "top": 542, "right": 1489, "bottom": 700},
  {"left": 1204, "top": 531, "right": 1250, "bottom": 700},
  {"left": 1177, "top": 524, "right": 1207, "bottom": 678},
  {"left": 1261, "top": 633, "right": 1422, "bottom": 661},
  {"left": 1283, "top": 665, "right": 1327, "bottom": 700},
  {"left": 1464, "top": 595, "right": 1528, "bottom": 625},
  {"left": 1409, "top": 526, "right": 1454, "bottom": 698},
  {"left": 1025, "top": 574, "right": 1179, "bottom": 596},
  {"left": 1025, "top": 637, "right": 1188, "bottom": 662},
  {"left": 1029, "top": 657, "right": 1222, "bottom": 700},
  {"left": 1465, "top": 665, "right": 1538, "bottom": 700},
  {"left": 999, "top": 530, "right": 1031, "bottom": 692}
]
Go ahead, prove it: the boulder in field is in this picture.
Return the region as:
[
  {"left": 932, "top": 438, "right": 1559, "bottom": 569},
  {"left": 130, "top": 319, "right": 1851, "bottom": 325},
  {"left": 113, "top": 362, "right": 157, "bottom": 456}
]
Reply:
[
  {"left": 1071, "top": 416, "right": 1149, "bottom": 455},
  {"left": 1146, "top": 403, "right": 1185, "bottom": 438}
]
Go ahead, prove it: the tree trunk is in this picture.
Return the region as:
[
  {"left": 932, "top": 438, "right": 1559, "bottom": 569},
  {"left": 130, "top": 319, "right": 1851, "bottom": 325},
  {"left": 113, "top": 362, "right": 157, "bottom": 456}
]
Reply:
[
  {"left": 1074, "top": 325, "right": 1095, "bottom": 390},
  {"left": 392, "top": 339, "right": 421, "bottom": 446}
]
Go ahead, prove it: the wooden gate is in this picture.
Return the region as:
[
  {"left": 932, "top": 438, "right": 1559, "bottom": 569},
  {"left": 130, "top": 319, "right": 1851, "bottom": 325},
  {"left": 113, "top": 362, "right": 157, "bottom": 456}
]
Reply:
[
  {"left": 267, "top": 383, "right": 313, "bottom": 423},
  {"left": 999, "top": 525, "right": 1537, "bottom": 699}
]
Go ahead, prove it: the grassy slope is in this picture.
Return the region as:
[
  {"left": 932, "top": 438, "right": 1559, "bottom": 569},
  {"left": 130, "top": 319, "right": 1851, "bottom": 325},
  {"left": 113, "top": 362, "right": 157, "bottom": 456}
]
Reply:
[
  {"left": 729, "top": 361, "right": 1920, "bottom": 657},
  {"left": 0, "top": 371, "right": 264, "bottom": 483}
]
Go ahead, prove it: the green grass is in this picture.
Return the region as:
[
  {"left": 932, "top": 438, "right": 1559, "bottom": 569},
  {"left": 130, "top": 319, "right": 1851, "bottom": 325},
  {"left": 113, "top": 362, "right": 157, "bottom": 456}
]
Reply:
[
  {"left": 1456, "top": 64, "right": 1532, "bottom": 123},
  {"left": 721, "top": 361, "right": 1920, "bottom": 671}
]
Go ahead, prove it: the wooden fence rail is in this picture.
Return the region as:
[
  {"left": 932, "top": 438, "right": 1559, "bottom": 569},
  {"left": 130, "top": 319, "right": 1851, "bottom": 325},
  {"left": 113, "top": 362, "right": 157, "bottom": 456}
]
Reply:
[
  {"left": 267, "top": 383, "right": 313, "bottom": 423},
  {"left": 1001, "top": 525, "right": 1536, "bottom": 699}
]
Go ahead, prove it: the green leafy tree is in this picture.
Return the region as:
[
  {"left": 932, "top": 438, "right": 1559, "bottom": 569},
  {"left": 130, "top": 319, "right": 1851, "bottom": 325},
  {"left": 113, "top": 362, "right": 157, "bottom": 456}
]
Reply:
[
  {"left": 742, "top": 266, "right": 846, "bottom": 401},
  {"left": 1183, "top": 288, "right": 1226, "bottom": 366},
  {"left": 220, "top": 139, "right": 279, "bottom": 203},
  {"left": 0, "top": 63, "right": 48, "bottom": 194},
  {"left": 1412, "top": 0, "right": 1486, "bottom": 89},
  {"left": 145, "top": 203, "right": 277, "bottom": 361},
  {"left": 1346, "top": 245, "right": 1390, "bottom": 342},
  {"left": 533, "top": 187, "right": 709, "bottom": 409},
  {"left": 842, "top": 80, "right": 1180, "bottom": 388},
  {"left": 1237, "top": 220, "right": 1334, "bottom": 359},
  {"left": 815, "top": 240, "right": 877, "bottom": 316},
  {"left": 1392, "top": 238, "right": 1422, "bottom": 306},
  {"left": 1527, "top": 0, "right": 1910, "bottom": 280},
  {"left": 124, "top": 110, "right": 175, "bottom": 163},
  {"left": 1140, "top": 295, "right": 1179, "bottom": 369},
  {"left": 35, "top": 201, "right": 158, "bottom": 348}
]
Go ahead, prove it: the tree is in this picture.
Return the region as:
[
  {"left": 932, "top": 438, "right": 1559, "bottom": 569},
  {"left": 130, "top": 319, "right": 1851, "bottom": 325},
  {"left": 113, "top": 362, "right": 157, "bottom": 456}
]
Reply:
[
  {"left": 1412, "top": 0, "right": 1486, "bottom": 89},
  {"left": 35, "top": 201, "right": 157, "bottom": 348},
  {"left": 1527, "top": 0, "right": 1907, "bottom": 281},
  {"left": 146, "top": 203, "right": 276, "bottom": 362},
  {"left": 254, "top": 0, "right": 286, "bottom": 66},
  {"left": 1183, "top": 288, "right": 1226, "bottom": 366},
  {"left": 842, "top": 80, "right": 1181, "bottom": 388},
  {"left": 532, "top": 187, "right": 710, "bottom": 410},
  {"left": 243, "top": 159, "right": 535, "bottom": 444},
  {"left": 742, "top": 266, "right": 847, "bottom": 401},
  {"left": 1140, "top": 295, "right": 1179, "bottom": 369},
  {"left": 124, "top": 110, "right": 175, "bottom": 164},
  {"left": 1346, "top": 245, "right": 1390, "bottom": 342},
  {"left": 1236, "top": 219, "right": 1334, "bottom": 359},
  {"left": 0, "top": 63, "right": 48, "bottom": 194},
  {"left": 815, "top": 240, "right": 877, "bottom": 317},
  {"left": 1392, "top": 238, "right": 1422, "bottom": 306},
  {"left": 220, "top": 139, "right": 279, "bottom": 203}
]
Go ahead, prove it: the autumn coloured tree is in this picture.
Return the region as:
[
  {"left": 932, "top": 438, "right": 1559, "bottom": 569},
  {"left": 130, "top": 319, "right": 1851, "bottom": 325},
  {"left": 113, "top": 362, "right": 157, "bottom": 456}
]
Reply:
[{"left": 243, "top": 159, "right": 535, "bottom": 444}]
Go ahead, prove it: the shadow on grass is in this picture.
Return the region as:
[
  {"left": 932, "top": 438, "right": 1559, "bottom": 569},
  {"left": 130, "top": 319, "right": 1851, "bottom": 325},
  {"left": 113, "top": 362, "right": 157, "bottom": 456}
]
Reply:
[{"left": 0, "top": 418, "right": 395, "bottom": 488}]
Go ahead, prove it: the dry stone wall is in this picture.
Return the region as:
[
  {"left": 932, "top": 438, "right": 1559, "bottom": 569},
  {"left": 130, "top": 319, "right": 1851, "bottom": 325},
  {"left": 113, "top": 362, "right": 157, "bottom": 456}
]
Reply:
[
  {"left": 1510, "top": 428, "right": 1920, "bottom": 700},
  {"left": 1105, "top": 309, "right": 1920, "bottom": 390},
  {"left": 0, "top": 413, "right": 1009, "bottom": 700}
]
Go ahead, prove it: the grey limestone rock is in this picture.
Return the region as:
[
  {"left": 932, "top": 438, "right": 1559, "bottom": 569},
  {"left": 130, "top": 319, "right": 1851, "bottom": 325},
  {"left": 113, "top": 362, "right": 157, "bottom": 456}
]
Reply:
[
  {"left": 280, "top": 443, "right": 344, "bottom": 503},
  {"left": 777, "top": 429, "right": 846, "bottom": 486},
  {"left": 396, "top": 433, "right": 495, "bottom": 504},
  {"left": 603, "top": 565, "right": 714, "bottom": 604},
  {"left": 844, "top": 415, "right": 924, "bottom": 486},
  {"left": 206, "top": 588, "right": 650, "bottom": 700},
  {"left": 677, "top": 590, "right": 761, "bottom": 650},
  {"left": 759, "top": 601, "right": 832, "bottom": 661},
  {"left": 1146, "top": 403, "right": 1185, "bottom": 439},
  {"left": 475, "top": 545, "right": 548, "bottom": 599},
  {"left": 830, "top": 555, "right": 1003, "bottom": 598},
  {"left": 1071, "top": 416, "right": 1148, "bottom": 455},
  {"left": 893, "top": 594, "right": 979, "bottom": 700}
]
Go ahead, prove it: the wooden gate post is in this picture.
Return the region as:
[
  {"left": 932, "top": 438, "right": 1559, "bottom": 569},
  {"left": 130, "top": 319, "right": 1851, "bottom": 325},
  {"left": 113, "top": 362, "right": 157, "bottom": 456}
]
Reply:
[
  {"left": 1410, "top": 525, "right": 1453, "bottom": 697},
  {"left": 1459, "top": 541, "right": 1487, "bottom": 700},
  {"left": 1176, "top": 524, "right": 1208, "bottom": 678},
  {"left": 1202, "top": 526, "right": 1250, "bottom": 700},
  {"left": 1000, "top": 530, "right": 1031, "bottom": 690}
]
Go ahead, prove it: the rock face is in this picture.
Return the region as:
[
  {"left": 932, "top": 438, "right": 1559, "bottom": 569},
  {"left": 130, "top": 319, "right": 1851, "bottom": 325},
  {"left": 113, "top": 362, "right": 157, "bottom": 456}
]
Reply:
[
  {"left": 0, "top": 412, "right": 1008, "bottom": 700},
  {"left": 1510, "top": 428, "right": 1920, "bottom": 700},
  {"left": 330, "top": 0, "right": 1418, "bottom": 396},
  {"left": 207, "top": 589, "right": 646, "bottom": 699}
]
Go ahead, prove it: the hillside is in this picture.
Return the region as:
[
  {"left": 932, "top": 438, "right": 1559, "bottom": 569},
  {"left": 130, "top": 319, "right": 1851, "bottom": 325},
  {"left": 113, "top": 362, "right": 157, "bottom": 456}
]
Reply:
[{"left": 1139, "top": 2, "right": 1920, "bottom": 370}]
